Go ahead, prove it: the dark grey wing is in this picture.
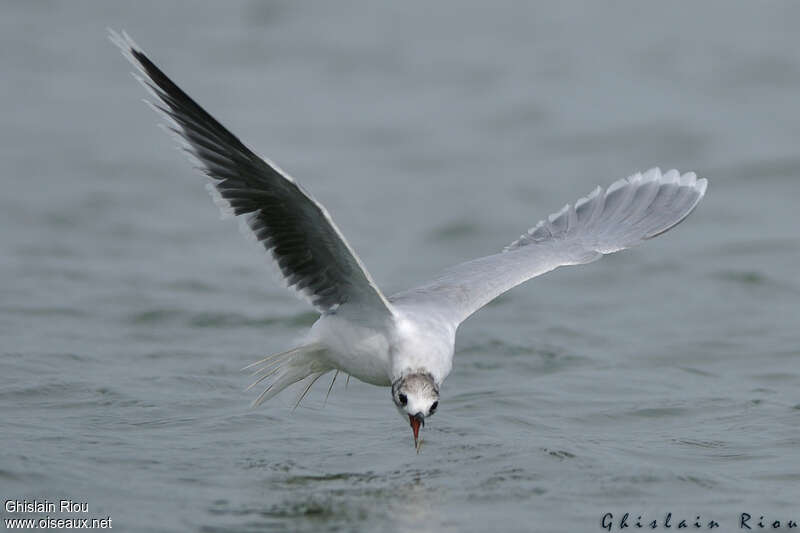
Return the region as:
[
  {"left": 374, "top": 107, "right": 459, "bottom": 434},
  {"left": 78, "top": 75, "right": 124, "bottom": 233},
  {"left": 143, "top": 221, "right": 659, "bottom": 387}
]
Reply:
[
  {"left": 391, "top": 168, "right": 707, "bottom": 327},
  {"left": 110, "top": 30, "right": 392, "bottom": 318}
]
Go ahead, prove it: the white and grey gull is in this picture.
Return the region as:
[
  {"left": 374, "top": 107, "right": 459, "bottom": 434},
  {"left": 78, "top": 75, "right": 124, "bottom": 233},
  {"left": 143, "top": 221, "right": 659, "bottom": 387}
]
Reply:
[{"left": 110, "top": 30, "right": 707, "bottom": 451}]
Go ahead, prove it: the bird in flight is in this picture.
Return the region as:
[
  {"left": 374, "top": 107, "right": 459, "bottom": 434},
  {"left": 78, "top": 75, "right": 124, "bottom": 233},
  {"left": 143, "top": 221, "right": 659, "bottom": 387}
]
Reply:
[{"left": 111, "top": 30, "right": 707, "bottom": 451}]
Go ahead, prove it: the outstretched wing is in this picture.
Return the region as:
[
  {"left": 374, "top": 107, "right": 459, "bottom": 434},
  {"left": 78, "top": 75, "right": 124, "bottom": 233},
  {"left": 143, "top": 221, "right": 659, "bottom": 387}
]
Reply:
[
  {"left": 390, "top": 168, "right": 707, "bottom": 326},
  {"left": 110, "top": 30, "right": 393, "bottom": 318}
]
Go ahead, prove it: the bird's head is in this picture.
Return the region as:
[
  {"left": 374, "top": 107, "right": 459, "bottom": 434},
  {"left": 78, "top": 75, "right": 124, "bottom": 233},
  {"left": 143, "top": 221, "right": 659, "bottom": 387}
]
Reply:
[{"left": 391, "top": 373, "right": 439, "bottom": 452}]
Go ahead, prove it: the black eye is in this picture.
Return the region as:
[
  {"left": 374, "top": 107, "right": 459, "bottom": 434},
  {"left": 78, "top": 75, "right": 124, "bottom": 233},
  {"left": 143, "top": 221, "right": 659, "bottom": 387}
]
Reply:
[
  {"left": 430, "top": 401, "right": 438, "bottom": 413},
  {"left": 398, "top": 393, "right": 407, "bottom": 406}
]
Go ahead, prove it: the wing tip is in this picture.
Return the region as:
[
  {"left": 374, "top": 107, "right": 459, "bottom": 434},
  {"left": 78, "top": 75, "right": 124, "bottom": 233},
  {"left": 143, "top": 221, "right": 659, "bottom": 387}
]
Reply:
[
  {"left": 108, "top": 28, "right": 142, "bottom": 54},
  {"left": 642, "top": 169, "right": 708, "bottom": 240},
  {"left": 504, "top": 166, "right": 708, "bottom": 252},
  {"left": 108, "top": 29, "right": 145, "bottom": 70},
  {"left": 695, "top": 176, "right": 709, "bottom": 197}
]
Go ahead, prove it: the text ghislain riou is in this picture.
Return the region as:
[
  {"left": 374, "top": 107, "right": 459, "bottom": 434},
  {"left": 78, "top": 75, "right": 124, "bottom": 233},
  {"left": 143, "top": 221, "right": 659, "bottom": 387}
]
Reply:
[
  {"left": 5, "top": 499, "right": 88, "bottom": 513},
  {"left": 602, "top": 512, "right": 799, "bottom": 530}
]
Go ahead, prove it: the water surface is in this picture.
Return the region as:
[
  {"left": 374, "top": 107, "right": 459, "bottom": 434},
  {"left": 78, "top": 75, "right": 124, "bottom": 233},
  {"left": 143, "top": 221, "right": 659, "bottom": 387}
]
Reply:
[{"left": 2, "top": 2, "right": 799, "bottom": 532}]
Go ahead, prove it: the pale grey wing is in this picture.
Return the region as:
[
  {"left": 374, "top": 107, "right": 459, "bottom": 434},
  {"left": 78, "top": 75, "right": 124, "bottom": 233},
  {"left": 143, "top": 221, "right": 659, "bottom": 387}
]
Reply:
[
  {"left": 390, "top": 168, "right": 707, "bottom": 327},
  {"left": 110, "top": 31, "right": 393, "bottom": 318}
]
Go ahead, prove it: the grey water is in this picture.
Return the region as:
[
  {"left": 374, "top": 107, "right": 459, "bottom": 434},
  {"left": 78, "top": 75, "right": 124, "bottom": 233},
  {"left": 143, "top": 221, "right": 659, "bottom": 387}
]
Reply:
[{"left": 2, "top": 2, "right": 799, "bottom": 532}]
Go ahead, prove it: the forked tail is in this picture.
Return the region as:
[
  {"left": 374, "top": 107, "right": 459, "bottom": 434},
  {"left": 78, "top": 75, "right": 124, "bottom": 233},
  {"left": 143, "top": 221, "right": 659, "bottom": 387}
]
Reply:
[{"left": 243, "top": 343, "right": 332, "bottom": 407}]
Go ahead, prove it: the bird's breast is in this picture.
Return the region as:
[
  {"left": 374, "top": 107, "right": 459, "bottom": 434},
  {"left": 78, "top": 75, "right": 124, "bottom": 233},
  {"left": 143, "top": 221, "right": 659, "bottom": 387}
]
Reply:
[{"left": 388, "top": 311, "right": 456, "bottom": 384}]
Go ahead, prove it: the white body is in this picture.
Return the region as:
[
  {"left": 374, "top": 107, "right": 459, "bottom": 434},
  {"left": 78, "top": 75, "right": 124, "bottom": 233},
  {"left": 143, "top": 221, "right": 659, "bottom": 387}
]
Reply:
[{"left": 309, "top": 303, "right": 456, "bottom": 387}]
